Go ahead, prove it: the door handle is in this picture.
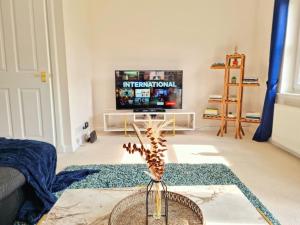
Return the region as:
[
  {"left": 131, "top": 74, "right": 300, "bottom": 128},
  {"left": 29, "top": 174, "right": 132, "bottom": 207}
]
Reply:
[
  {"left": 41, "top": 71, "right": 47, "bottom": 82},
  {"left": 34, "top": 71, "right": 47, "bottom": 83}
]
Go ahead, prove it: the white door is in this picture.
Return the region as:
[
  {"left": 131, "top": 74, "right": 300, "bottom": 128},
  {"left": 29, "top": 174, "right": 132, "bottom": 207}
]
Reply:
[{"left": 0, "top": 0, "right": 55, "bottom": 144}]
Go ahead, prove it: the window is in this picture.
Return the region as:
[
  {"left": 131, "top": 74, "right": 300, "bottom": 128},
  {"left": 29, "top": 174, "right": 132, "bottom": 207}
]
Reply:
[
  {"left": 280, "top": 1, "right": 300, "bottom": 94},
  {"left": 290, "top": 1, "right": 300, "bottom": 93},
  {"left": 294, "top": 33, "right": 300, "bottom": 92}
]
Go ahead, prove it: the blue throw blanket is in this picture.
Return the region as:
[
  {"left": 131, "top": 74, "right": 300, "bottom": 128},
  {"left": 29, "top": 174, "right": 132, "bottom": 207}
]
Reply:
[{"left": 0, "top": 138, "right": 98, "bottom": 224}]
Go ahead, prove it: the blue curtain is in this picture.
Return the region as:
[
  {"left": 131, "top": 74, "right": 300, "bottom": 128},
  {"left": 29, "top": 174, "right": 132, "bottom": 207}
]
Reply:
[{"left": 253, "top": 0, "right": 290, "bottom": 142}]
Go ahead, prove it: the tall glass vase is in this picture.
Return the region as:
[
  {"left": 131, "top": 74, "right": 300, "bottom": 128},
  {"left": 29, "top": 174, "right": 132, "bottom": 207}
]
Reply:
[
  {"left": 153, "top": 182, "right": 162, "bottom": 219},
  {"left": 146, "top": 180, "right": 168, "bottom": 225}
]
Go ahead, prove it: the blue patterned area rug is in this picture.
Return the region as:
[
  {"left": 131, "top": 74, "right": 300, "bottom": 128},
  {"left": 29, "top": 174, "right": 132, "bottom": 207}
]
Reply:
[
  {"left": 15, "top": 163, "right": 279, "bottom": 225},
  {"left": 62, "top": 163, "right": 280, "bottom": 225}
]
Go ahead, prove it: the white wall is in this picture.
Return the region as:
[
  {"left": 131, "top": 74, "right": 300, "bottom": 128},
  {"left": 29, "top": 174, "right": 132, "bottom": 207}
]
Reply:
[
  {"left": 272, "top": 104, "right": 300, "bottom": 157},
  {"left": 89, "top": 0, "right": 274, "bottom": 130},
  {"left": 62, "top": 0, "right": 94, "bottom": 149},
  {"left": 253, "top": 0, "right": 274, "bottom": 105},
  {"left": 49, "top": 0, "right": 74, "bottom": 152},
  {"left": 60, "top": 0, "right": 274, "bottom": 138}
]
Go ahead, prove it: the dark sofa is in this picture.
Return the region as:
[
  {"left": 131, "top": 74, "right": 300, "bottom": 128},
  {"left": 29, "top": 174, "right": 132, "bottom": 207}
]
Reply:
[
  {"left": 0, "top": 138, "right": 98, "bottom": 224},
  {"left": 0, "top": 167, "right": 26, "bottom": 225}
]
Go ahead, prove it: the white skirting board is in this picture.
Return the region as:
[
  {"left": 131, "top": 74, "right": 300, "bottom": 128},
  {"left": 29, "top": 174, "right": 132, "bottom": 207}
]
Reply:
[{"left": 272, "top": 103, "right": 300, "bottom": 158}]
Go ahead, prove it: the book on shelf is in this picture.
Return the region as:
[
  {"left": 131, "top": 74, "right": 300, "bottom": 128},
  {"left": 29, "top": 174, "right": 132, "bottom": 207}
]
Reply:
[
  {"left": 204, "top": 108, "right": 219, "bottom": 116},
  {"left": 244, "top": 77, "right": 258, "bottom": 80},
  {"left": 209, "top": 94, "right": 223, "bottom": 100},
  {"left": 228, "top": 95, "right": 237, "bottom": 101},
  {"left": 203, "top": 114, "right": 220, "bottom": 118},
  {"left": 211, "top": 63, "right": 225, "bottom": 68},
  {"left": 245, "top": 112, "right": 261, "bottom": 120},
  {"left": 243, "top": 77, "right": 259, "bottom": 84},
  {"left": 243, "top": 82, "right": 259, "bottom": 84}
]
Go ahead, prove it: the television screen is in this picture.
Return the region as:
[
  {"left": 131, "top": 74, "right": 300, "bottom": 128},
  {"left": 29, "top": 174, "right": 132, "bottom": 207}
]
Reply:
[{"left": 115, "top": 70, "right": 183, "bottom": 110}]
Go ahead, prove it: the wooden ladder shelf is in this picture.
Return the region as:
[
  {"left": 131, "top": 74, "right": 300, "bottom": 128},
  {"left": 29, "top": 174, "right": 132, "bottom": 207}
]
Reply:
[{"left": 204, "top": 53, "right": 261, "bottom": 139}]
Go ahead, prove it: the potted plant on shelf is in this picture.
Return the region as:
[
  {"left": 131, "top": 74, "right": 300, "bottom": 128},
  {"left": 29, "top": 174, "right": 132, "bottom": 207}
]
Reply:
[{"left": 231, "top": 76, "right": 237, "bottom": 84}]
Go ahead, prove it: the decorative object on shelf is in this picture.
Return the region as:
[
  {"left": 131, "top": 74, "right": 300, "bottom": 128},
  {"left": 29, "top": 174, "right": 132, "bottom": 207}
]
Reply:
[
  {"left": 232, "top": 46, "right": 239, "bottom": 66},
  {"left": 232, "top": 45, "right": 239, "bottom": 67},
  {"left": 227, "top": 112, "right": 236, "bottom": 118},
  {"left": 204, "top": 52, "right": 261, "bottom": 139},
  {"left": 231, "top": 76, "right": 237, "bottom": 84},
  {"left": 123, "top": 116, "right": 173, "bottom": 224},
  {"left": 150, "top": 114, "right": 157, "bottom": 119}
]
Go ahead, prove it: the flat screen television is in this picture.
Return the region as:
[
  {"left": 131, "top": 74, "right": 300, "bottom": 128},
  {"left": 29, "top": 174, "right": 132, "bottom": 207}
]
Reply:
[{"left": 115, "top": 70, "right": 183, "bottom": 110}]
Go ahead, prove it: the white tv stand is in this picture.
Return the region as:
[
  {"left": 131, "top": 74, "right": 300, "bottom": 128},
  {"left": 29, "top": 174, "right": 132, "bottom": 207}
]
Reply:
[{"left": 103, "top": 110, "right": 195, "bottom": 135}]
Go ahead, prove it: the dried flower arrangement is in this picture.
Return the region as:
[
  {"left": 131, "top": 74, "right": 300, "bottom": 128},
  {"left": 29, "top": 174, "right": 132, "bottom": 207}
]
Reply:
[
  {"left": 123, "top": 116, "right": 173, "bottom": 220},
  {"left": 123, "top": 116, "right": 173, "bottom": 181}
]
